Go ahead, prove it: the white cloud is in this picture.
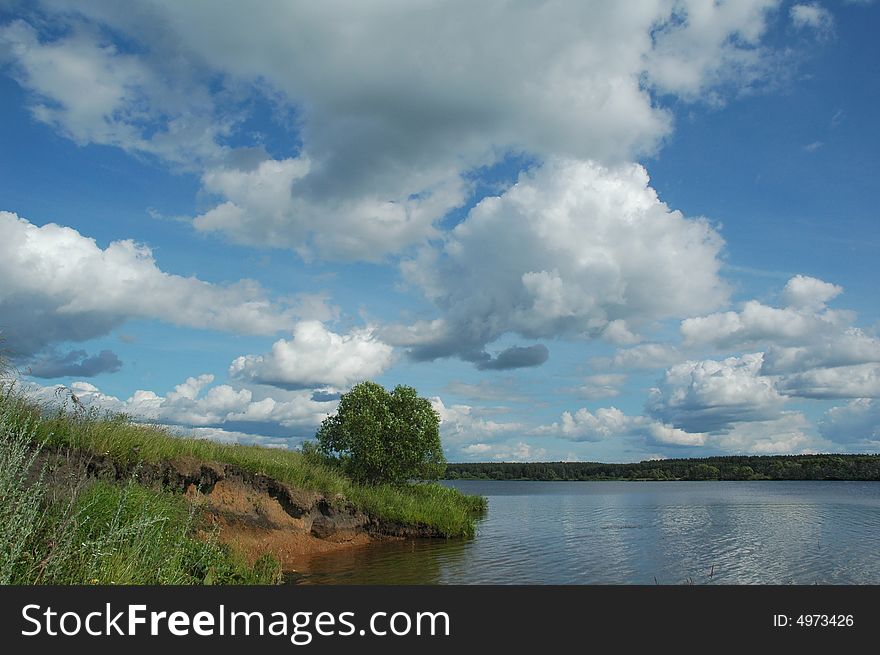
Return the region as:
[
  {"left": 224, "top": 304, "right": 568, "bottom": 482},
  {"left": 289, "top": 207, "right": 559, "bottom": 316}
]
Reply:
[
  {"left": 713, "top": 413, "right": 822, "bottom": 454},
  {"left": 28, "top": 375, "right": 334, "bottom": 438},
  {"left": 645, "top": 0, "right": 778, "bottom": 101},
  {"left": 3, "top": 1, "right": 785, "bottom": 260},
  {"left": 681, "top": 302, "right": 835, "bottom": 349},
  {"left": 534, "top": 401, "right": 822, "bottom": 453},
  {"left": 576, "top": 374, "right": 628, "bottom": 399},
  {"left": 287, "top": 292, "right": 340, "bottom": 323},
  {"left": 457, "top": 441, "right": 547, "bottom": 463},
  {"left": 459, "top": 443, "right": 493, "bottom": 457},
  {"left": 193, "top": 158, "right": 311, "bottom": 249},
  {"left": 646, "top": 422, "right": 707, "bottom": 447},
  {"left": 455, "top": 398, "right": 818, "bottom": 456},
  {"left": 0, "top": 19, "right": 226, "bottom": 168},
  {"left": 146, "top": 0, "right": 775, "bottom": 161},
  {"left": 541, "top": 406, "right": 634, "bottom": 442},
  {"left": 592, "top": 343, "right": 682, "bottom": 371},
  {"left": 379, "top": 319, "right": 451, "bottom": 349},
  {"left": 790, "top": 3, "right": 835, "bottom": 37},
  {"left": 534, "top": 404, "right": 707, "bottom": 447},
  {"left": 776, "top": 363, "right": 880, "bottom": 399},
  {"left": 430, "top": 397, "right": 524, "bottom": 445},
  {"left": 647, "top": 353, "right": 787, "bottom": 433},
  {"left": 601, "top": 319, "right": 642, "bottom": 345},
  {"left": 185, "top": 427, "right": 293, "bottom": 449},
  {"left": 228, "top": 320, "right": 394, "bottom": 390},
  {"left": 681, "top": 275, "right": 848, "bottom": 349},
  {"left": 781, "top": 274, "right": 842, "bottom": 310},
  {"left": 0, "top": 211, "right": 296, "bottom": 358},
  {"left": 761, "top": 328, "right": 880, "bottom": 374},
  {"left": 820, "top": 399, "right": 880, "bottom": 448},
  {"left": 678, "top": 276, "right": 880, "bottom": 400},
  {"left": 193, "top": 155, "right": 463, "bottom": 262},
  {"left": 401, "top": 158, "right": 727, "bottom": 363}
]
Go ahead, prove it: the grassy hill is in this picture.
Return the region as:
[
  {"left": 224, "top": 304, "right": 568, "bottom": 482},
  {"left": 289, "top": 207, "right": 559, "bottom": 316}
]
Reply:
[{"left": 0, "top": 383, "right": 485, "bottom": 585}]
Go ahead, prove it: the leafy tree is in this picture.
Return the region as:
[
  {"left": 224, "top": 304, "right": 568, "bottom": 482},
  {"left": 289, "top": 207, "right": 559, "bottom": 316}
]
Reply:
[{"left": 316, "top": 381, "right": 445, "bottom": 484}]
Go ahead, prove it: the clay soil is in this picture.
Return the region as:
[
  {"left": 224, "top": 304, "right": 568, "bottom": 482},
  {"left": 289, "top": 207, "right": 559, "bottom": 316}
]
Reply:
[{"left": 188, "top": 478, "right": 375, "bottom": 571}]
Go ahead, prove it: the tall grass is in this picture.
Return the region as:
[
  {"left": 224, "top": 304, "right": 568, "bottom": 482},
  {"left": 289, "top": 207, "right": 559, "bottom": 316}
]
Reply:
[
  {"left": 0, "top": 385, "right": 486, "bottom": 538},
  {"left": 0, "top": 392, "right": 280, "bottom": 584}
]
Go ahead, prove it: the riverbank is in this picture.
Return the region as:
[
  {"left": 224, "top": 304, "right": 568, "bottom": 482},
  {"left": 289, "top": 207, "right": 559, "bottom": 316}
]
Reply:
[{"left": 0, "top": 385, "right": 485, "bottom": 584}]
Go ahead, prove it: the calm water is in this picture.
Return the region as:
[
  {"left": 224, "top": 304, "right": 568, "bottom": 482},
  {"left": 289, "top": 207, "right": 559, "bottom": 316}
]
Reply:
[{"left": 294, "top": 480, "right": 880, "bottom": 585}]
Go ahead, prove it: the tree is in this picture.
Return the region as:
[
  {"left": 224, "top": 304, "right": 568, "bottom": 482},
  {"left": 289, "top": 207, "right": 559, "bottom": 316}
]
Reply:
[{"left": 316, "top": 381, "right": 445, "bottom": 484}]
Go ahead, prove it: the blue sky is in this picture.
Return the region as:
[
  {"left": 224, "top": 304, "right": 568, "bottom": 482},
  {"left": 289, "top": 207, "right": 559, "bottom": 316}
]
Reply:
[{"left": 1, "top": 0, "right": 878, "bottom": 462}]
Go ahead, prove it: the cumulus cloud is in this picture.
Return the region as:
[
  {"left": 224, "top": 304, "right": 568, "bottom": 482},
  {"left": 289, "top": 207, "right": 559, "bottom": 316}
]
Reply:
[
  {"left": 533, "top": 399, "right": 824, "bottom": 454},
  {"left": 459, "top": 443, "right": 493, "bottom": 457},
  {"left": 430, "top": 397, "right": 524, "bottom": 445},
  {"left": 592, "top": 343, "right": 682, "bottom": 371},
  {"left": 0, "top": 211, "right": 297, "bottom": 358},
  {"left": 192, "top": 155, "right": 464, "bottom": 262},
  {"left": 781, "top": 274, "right": 842, "bottom": 310},
  {"left": 3, "top": 1, "right": 784, "bottom": 260},
  {"left": 457, "top": 441, "right": 548, "bottom": 463},
  {"left": 400, "top": 158, "right": 727, "bottom": 364},
  {"left": 539, "top": 406, "right": 634, "bottom": 442},
  {"left": 681, "top": 303, "right": 836, "bottom": 350},
  {"left": 24, "top": 348, "right": 121, "bottom": 378},
  {"left": 761, "top": 328, "right": 880, "bottom": 375},
  {"left": 28, "top": 375, "right": 334, "bottom": 439},
  {"left": 645, "top": 0, "right": 778, "bottom": 100},
  {"left": 820, "top": 399, "right": 880, "bottom": 448},
  {"left": 287, "top": 292, "right": 340, "bottom": 323},
  {"left": 536, "top": 402, "right": 823, "bottom": 453},
  {"left": 681, "top": 275, "right": 849, "bottom": 350},
  {"left": 646, "top": 422, "right": 708, "bottom": 447},
  {"left": 228, "top": 320, "right": 394, "bottom": 390},
  {"left": 379, "top": 319, "right": 449, "bottom": 350},
  {"left": 679, "top": 276, "right": 880, "bottom": 401},
  {"left": 184, "top": 427, "right": 294, "bottom": 449},
  {"left": 575, "top": 374, "right": 628, "bottom": 399},
  {"left": 0, "top": 19, "right": 226, "bottom": 168},
  {"left": 776, "top": 363, "right": 880, "bottom": 399},
  {"left": 107, "top": 0, "right": 777, "bottom": 159},
  {"left": 537, "top": 405, "right": 706, "bottom": 446},
  {"left": 712, "top": 413, "right": 822, "bottom": 454},
  {"left": 647, "top": 354, "right": 787, "bottom": 433}
]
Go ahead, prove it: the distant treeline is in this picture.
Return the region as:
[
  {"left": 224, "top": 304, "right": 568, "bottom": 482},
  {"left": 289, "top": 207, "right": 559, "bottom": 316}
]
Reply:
[{"left": 445, "top": 455, "right": 880, "bottom": 481}]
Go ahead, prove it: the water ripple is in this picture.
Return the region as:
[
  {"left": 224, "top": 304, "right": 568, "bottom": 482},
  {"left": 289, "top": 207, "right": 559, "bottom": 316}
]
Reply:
[{"left": 296, "top": 481, "right": 880, "bottom": 585}]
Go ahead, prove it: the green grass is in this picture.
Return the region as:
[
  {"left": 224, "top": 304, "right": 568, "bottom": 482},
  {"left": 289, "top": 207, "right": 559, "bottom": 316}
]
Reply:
[
  {"left": 0, "top": 384, "right": 486, "bottom": 538},
  {"left": 0, "top": 399, "right": 280, "bottom": 584}
]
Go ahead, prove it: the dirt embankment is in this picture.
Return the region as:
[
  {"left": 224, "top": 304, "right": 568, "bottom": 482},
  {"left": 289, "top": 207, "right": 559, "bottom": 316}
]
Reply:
[{"left": 37, "top": 447, "right": 440, "bottom": 571}]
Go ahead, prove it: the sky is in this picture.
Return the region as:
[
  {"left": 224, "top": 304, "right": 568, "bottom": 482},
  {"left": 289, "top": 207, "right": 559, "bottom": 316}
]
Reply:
[{"left": 1, "top": 0, "right": 878, "bottom": 463}]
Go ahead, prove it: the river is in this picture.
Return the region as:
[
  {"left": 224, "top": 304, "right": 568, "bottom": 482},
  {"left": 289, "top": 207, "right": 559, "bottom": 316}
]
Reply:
[{"left": 293, "top": 480, "right": 880, "bottom": 584}]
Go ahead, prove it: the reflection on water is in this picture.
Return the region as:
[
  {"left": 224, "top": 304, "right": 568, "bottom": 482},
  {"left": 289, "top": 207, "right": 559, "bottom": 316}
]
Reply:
[
  {"left": 289, "top": 538, "right": 472, "bottom": 585},
  {"left": 293, "top": 481, "right": 880, "bottom": 585}
]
